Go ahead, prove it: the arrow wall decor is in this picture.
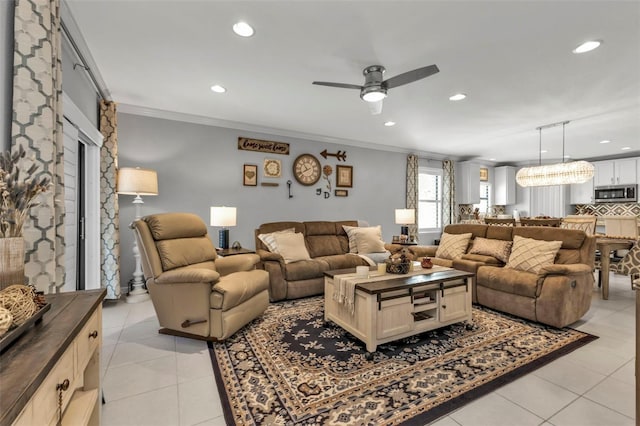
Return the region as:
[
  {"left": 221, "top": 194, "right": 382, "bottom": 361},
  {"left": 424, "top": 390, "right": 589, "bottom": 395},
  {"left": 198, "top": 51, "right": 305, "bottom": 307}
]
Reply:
[{"left": 320, "top": 149, "right": 347, "bottom": 162}]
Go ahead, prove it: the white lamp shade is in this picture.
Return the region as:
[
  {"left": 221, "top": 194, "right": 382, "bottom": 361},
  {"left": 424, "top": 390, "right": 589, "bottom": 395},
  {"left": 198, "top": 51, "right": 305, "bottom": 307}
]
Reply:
[
  {"left": 395, "top": 208, "right": 415, "bottom": 225},
  {"left": 117, "top": 167, "right": 158, "bottom": 195},
  {"left": 210, "top": 206, "right": 237, "bottom": 227}
]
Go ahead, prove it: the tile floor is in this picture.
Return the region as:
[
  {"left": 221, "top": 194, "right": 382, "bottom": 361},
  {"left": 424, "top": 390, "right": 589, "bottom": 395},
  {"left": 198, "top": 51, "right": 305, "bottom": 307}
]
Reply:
[{"left": 101, "top": 273, "right": 637, "bottom": 426}]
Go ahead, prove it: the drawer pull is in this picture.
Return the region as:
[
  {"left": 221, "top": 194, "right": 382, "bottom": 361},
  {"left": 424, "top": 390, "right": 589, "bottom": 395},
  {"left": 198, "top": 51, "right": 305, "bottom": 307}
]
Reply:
[
  {"left": 89, "top": 330, "right": 98, "bottom": 339},
  {"left": 56, "top": 379, "right": 70, "bottom": 392},
  {"left": 56, "top": 379, "right": 70, "bottom": 426},
  {"left": 181, "top": 319, "right": 207, "bottom": 328}
]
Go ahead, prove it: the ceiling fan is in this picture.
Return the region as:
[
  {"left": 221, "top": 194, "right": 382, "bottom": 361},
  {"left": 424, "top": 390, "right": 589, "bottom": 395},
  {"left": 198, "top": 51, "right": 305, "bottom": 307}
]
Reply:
[{"left": 313, "top": 64, "right": 439, "bottom": 115}]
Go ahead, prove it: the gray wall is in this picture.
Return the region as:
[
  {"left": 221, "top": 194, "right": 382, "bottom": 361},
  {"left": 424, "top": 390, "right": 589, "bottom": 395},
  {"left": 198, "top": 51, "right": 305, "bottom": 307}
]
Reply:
[
  {"left": 61, "top": 36, "right": 99, "bottom": 126},
  {"left": 1, "top": 0, "right": 13, "bottom": 152},
  {"left": 117, "top": 113, "right": 409, "bottom": 288}
]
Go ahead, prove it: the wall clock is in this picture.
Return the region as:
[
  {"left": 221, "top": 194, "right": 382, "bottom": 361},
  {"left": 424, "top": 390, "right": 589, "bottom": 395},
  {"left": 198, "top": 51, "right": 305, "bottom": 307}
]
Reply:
[
  {"left": 293, "top": 154, "right": 321, "bottom": 186},
  {"left": 263, "top": 159, "right": 282, "bottom": 178}
]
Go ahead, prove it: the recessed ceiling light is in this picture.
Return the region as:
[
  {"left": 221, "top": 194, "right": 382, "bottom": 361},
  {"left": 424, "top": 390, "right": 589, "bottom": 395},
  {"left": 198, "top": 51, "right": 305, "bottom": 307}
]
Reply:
[
  {"left": 489, "top": 158, "right": 496, "bottom": 161},
  {"left": 540, "top": 150, "right": 548, "bottom": 154},
  {"left": 573, "top": 40, "right": 601, "bottom": 54},
  {"left": 599, "top": 140, "right": 611, "bottom": 144},
  {"left": 210, "top": 85, "right": 226, "bottom": 93},
  {"left": 384, "top": 121, "right": 396, "bottom": 127},
  {"left": 621, "top": 146, "right": 631, "bottom": 150},
  {"left": 449, "top": 93, "right": 466, "bottom": 101},
  {"left": 564, "top": 155, "right": 571, "bottom": 158},
  {"left": 233, "top": 21, "right": 254, "bottom": 37}
]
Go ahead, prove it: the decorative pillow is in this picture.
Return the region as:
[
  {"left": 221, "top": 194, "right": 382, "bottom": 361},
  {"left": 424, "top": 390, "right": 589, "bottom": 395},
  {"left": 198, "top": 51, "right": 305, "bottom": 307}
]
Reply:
[
  {"left": 469, "top": 237, "right": 513, "bottom": 263},
  {"left": 435, "top": 232, "right": 472, "bottom": 260},
  {"left": 272, "top": 232, "right": 312, "bottom": 264},
  {"left": 506, "top": 235, "right": 562, "bottom": 274},
  {"left": 342, "top": 225, "right": 386, "bottom": 253},
  {"left": 258, "top": 228, "right": 295, "bottom": 252}
]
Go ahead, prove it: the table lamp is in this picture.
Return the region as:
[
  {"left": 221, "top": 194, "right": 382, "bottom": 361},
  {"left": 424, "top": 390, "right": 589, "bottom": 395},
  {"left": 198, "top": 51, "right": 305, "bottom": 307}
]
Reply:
[
  {"left": 395, "top": 208, "right": 415, "bottom": 237},
  {"left": 117, "top": 167, "right": 158, "bottom": 303},
  {"left": 210, "top": 206, "right": 237, "bottom": 249}
]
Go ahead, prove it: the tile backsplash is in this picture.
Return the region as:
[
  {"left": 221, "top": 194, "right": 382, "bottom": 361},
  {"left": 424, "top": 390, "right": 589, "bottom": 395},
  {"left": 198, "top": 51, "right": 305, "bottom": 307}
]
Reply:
[{"left": 574, "top": 203, "right": 640, "bottom": 216}]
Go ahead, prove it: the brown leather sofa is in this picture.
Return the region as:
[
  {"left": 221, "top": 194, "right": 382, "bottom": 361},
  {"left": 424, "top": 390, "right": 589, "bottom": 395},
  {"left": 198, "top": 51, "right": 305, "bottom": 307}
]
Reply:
[
  {"left": 388, "top": 224, "right": 596, "bottom": 328},
  {"left": 133, "top": 212, "right": 269, "bottom": 340},
  {"left": 255, "top": 221, "right": 372, "bottom": 301}
]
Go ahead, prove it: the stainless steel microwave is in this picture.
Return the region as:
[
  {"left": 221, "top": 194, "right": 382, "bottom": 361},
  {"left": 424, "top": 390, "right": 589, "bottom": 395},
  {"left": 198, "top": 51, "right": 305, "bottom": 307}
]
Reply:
[{"left": 594, "top": 184, "right": 637, "bottom": 203}]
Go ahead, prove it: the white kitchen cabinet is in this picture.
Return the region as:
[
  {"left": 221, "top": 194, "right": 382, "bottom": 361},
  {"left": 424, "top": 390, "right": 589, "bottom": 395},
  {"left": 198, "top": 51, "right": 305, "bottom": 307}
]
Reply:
[
  {"left": 455, "top": 161, "right": 480, "bottom": 204},
  {"left": 570, "top": 179, "right": 594, "bottom": 204},
  {"left": 594, "top": 159, "right": 637, "bottom": 186},
  {"left": 529, "top": 185, "right": 568, "bottom": 218},
  {"left": 494, "top": 166, "right": 516, "bottom": 205}
]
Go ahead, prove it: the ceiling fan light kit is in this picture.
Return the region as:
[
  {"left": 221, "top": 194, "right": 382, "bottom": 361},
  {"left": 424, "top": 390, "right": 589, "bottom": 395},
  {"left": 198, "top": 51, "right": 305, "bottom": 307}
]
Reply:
[
  {"left": 313, "top": 63, "right": 439, "bottom": 114},
  {"left": 516, "top": 120, "right": 595, "bottom": 187}
]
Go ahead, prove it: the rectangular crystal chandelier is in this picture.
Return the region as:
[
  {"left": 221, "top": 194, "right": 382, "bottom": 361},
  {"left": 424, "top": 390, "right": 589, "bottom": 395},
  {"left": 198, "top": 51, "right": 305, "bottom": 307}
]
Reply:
[{"left": 516, "top": 121, "right": 595, "bottom": 187}]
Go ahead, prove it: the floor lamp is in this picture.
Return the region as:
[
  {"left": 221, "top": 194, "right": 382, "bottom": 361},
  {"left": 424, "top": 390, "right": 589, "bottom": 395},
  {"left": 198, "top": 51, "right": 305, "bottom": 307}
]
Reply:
[
  {"left": 117, "top": 167, "right": 158, "bottom": 303},
  {"left": 210, "top": 206, "right": 236, "bottom": 249}
]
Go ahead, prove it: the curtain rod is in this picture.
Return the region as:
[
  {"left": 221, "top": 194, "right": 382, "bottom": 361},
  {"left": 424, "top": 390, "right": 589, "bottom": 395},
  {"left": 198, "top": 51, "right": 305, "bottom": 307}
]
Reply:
[{"left": 60, "top": 19, "right": 110, "bottom": 101}]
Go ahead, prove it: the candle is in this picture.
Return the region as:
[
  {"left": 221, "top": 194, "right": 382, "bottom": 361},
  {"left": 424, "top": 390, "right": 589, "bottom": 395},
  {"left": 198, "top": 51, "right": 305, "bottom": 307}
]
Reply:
[
  {"left": 377, "top": 263, "right": 386, "bottom": 274},
  {"left": 356, "top": 266, "right": 369, "bottom": 278}
]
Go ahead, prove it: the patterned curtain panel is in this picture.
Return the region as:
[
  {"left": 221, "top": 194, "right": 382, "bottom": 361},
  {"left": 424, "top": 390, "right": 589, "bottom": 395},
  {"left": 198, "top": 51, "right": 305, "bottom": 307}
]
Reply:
[
  {"left": 442, "top": 160, "right": 456, "bottom": 226},
  {"left": 99, "top": 100, "right": 121, "bottom": 299},
  {"left": 406, "top": 154, "right": 418, "bottom": 240},
  {"left": 11, "top": 0, "right": 65, "bottom": 293}
]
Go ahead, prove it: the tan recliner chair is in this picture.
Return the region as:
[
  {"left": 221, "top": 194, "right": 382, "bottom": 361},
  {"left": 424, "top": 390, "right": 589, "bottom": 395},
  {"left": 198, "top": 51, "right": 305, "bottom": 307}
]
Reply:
[{"left": 132, "top": 212, "right": 269, "bottom": 341}]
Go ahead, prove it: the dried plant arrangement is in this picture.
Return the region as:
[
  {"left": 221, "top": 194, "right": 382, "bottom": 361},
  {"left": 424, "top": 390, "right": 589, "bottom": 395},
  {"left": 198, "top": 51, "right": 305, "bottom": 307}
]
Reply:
[{"left": 0, "top": 145, "right": 51, "bottom": 238}]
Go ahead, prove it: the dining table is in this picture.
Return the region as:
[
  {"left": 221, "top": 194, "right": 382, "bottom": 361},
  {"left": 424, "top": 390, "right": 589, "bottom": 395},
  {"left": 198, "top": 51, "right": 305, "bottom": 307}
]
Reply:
[{"left": 596, "top": 236, "right": 635, "bottom": 300}]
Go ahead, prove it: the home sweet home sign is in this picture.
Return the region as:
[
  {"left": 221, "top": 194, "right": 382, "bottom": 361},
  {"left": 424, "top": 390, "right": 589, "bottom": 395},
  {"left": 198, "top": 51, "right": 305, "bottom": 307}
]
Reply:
[{"left": 237, "top": 137, "right": 290, "bottom": 155}]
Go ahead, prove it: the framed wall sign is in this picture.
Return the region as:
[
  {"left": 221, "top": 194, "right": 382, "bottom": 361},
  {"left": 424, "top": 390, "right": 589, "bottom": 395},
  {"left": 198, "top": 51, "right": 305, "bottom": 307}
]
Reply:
[
  {"left": 335, "top": 189, "right": 348, "bottom": 197},
  {"left": 336, "top": 165, "right": 353, "bottom": 188},
  {"left": 263, "top": 158, "right": 282, "bottom": 178},
  {"left": 480, "top": 167, "right": 489, "bottom": 181},
  {"left": 243, "top": 164, "right": 258, "bottom": 186}
]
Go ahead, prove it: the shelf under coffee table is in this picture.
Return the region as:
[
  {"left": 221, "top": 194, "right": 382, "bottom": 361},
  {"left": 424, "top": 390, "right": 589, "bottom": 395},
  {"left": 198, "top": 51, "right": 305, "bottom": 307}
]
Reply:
[{"left": 324, "top": 268, "right": 474, "bottom": 353}]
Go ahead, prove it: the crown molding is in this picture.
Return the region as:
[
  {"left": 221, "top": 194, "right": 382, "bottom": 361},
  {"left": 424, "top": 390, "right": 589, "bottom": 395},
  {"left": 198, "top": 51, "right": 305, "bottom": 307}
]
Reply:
[{"left": 117, "top": 103, "right": 453, "bottom": 161}]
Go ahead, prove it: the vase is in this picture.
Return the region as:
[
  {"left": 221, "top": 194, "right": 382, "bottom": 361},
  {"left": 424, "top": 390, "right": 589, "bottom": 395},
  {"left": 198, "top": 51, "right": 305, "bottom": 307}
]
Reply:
[{"left": 0, "top": 237, "right": 26, "bottom": 290}]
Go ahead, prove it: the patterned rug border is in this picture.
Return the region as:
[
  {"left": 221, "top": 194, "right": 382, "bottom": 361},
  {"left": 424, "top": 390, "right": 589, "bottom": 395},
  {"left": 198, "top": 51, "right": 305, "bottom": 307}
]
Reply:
[
  {"left": 398, "top": 331, "right": 598, "bottom": 425},
  {"left": 207, "top": 300, "right": 597, "bottom": 426}
]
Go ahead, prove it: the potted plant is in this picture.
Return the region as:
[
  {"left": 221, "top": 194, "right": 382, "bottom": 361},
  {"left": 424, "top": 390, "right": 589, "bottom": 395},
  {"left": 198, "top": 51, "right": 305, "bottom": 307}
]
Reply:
[{"left": 0, "top": 145, "right": 50, "bottom": 289}]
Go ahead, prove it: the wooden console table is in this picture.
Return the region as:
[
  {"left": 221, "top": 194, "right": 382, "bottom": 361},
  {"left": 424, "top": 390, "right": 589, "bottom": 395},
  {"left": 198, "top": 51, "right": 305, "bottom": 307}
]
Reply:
[
  {"left": 324, "top": 269, "right": 473, "bottom": 352},
  {"left": 0, "top": 289, "right": 106, "bottom": 426}
]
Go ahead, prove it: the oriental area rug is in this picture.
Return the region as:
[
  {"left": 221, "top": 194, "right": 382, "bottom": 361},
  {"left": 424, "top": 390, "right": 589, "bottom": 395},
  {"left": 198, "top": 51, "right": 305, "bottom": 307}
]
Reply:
[{"left": 207, "top": 297, "right": 596, "bottom": 425}]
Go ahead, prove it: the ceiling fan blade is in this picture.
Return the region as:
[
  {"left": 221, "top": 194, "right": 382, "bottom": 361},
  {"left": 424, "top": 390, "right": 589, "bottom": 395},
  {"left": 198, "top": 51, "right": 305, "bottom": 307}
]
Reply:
[
  {"left": 383, "top": 64, "right": 439, "bottom": 89},
  {"left": 312, "top": 81, "right": 363, "bottom": 90},
  {"left": 368, "top": 100, "right": 383, "bottom": 115}
]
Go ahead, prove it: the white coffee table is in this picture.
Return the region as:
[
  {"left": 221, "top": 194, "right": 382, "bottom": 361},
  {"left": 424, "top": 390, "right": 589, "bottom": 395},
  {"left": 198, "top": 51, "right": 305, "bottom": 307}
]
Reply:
[{"left": 324, "top": 266, "right": 474, "bottom": 353}]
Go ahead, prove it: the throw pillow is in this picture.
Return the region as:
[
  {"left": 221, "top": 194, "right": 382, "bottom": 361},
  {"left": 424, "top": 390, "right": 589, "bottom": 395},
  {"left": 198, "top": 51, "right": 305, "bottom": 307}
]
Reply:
[
  {"left": 272, "top": 232, "right": 312, "bottom": 264},
  {"left": 435, "top": 232, "right": 472, "bottom": 260},
  {"left": 342, "top": 225, "right": 386, "bottom": 253},
  {"left": 469, "top": 237, "right": 513, "bottom": 263},
  {"left": 506, "top": 235, "right": 562, "bottom": 274},
  {"left": 257, "top": 228, "right": 295, "bottom": 252}
]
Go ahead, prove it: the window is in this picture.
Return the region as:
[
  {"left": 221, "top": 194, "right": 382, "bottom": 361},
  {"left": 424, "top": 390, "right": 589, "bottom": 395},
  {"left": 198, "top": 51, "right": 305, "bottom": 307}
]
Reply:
[
  {"left": 418, "top": 167, "right": 442, "bottom": 230},
  {"left": 474, "top": 183, "right": 491, "bottom": 214}
]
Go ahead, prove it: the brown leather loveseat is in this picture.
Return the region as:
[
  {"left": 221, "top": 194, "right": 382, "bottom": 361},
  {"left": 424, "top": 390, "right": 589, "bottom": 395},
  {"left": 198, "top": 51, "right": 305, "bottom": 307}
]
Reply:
[
  {"left": 389, "top": 224, "right": 595, "bottom": 328},
  {"left": 255, "top": 221, "right": 374, "bottom": 301}
]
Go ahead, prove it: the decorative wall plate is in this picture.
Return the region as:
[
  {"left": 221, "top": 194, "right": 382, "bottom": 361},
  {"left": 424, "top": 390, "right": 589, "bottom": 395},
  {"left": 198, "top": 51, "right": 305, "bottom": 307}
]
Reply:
[{"left": 264, "top": 159, "right": 282, "bottom": 178}]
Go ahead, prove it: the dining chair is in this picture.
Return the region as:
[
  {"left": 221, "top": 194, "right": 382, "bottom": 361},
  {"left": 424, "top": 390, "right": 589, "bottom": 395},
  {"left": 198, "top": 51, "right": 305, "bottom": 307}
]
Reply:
[
  {"left": 560, "top": 215, "right": 597, "bottom": 235},
  {"left": 617, "top": 239, "right": 640, "bottom": 289},
  {"left": 484, "top": 218, "right": 516, "bottom": 226},
  {"left": 604, "top": 216, "right": 639, "bottom": 238},
  {"left": 519, "top": 217, "right": 562, "bottom": 227}
]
